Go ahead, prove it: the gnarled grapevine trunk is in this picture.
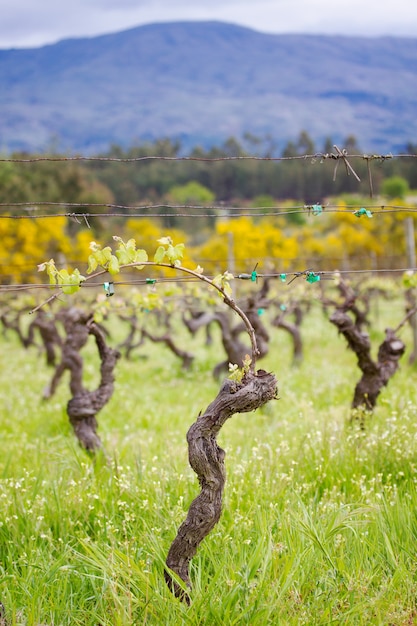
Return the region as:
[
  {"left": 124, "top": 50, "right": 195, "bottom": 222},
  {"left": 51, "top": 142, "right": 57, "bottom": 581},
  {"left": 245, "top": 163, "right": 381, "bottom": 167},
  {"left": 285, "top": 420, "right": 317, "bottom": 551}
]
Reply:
[
  {"left": 43, "top": 307, "right": 91, "bottom": 400},
  {"left": 43, "top": 307, "right": 120, "bottom": 451},
  {"left": 164, "top": 369, "right": 278, "bottom": 602},
  {"left": 117, "top": 313, "right": 145, "bottom": 359},
  {"left": 330, "top": 309, "right": 405, "bottom": 412},
  {"left": 27, "top": 310, "right": 62, "bottom": 366},
  {"left": 141, "top": 328, "right": 194, "bottom": 370},
  {"left": 184, "top": 309, "right": 268, "bottom": 379},
  {"left": 67, "top": 320, "right": 120, "bottom": 452}
]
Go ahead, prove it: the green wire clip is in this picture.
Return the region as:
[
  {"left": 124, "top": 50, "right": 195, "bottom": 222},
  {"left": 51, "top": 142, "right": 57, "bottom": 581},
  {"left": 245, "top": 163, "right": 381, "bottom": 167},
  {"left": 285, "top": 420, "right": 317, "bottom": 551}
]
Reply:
[
  {"left": 103, "top": 281, "right": 115, "bottom": 297},
  {"left": 257, "top": 308, "right": 265, "bottom": 316},
  {"left": 237, "top": 270, "right": 258, "bottom": 282},
  {"left": 280, "top": 304, "right": 287, "bottom": 311},
  {"left": 306, "top": 272, "right": 321, "bottom": 284},
  {"left": 353, "top": 207, "right": 373, "bottom": 218},
  {"left": 312, "top": 204, "right": 323, "bottom": 216},
  {"left": 146, "top": 278, "right": 156, "bottom": 284},
  {"left": 279, "top": 273, "right": 287, "bottom": 282}
]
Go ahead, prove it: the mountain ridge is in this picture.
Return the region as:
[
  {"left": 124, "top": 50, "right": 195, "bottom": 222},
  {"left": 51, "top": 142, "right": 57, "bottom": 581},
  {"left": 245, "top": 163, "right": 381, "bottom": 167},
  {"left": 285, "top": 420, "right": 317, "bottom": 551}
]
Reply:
[{"left": 0, "top": 20, "right": 416, "bottom": 154}]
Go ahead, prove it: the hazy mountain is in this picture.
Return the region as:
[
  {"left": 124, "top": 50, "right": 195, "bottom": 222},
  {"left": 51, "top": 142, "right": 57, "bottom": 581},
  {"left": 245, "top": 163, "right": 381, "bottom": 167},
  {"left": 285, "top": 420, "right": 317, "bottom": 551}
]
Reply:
[{"left": 0, "top": 21, "right": 416, "bottom": 154}]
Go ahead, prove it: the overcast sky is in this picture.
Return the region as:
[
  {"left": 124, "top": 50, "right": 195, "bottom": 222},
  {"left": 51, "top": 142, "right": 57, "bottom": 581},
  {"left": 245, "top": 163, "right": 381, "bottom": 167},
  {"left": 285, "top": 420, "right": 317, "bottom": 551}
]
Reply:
[{"left": 1, "top": 0, "right": 417, "bottom": 49}]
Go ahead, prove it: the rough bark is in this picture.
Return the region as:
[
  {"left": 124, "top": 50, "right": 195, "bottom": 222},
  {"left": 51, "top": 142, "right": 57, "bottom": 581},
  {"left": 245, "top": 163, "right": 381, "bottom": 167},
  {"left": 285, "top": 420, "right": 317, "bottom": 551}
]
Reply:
[
  {"left": 27, "top": 310, "right": 62, "bottom": 366},
  {"left": 141, "top": 328, "right": 194, "bottom": 370},
  {"left": 117, "top": 314, "right": 145, "bottom": 359},
  {"left": 336, "top": 279, "right": 370, "bottom": 330},
  {"left": 182, "top": 311, "right": 214, "bottom": 346},
  {"left": 43, "top": 307, "right": 120, "bottom": 451},
  {"left": 43, "top": 307, "right": 92, "bottom": 399},
  {"left": 330, "top": 309, "right": 405, "bottom": 412},
  {"left": 165, "top": 369, "right": 278, "bottom": 602},
  {"left": 66, "top": 320, "right": 120, "bottom": 452},
  {"left": 0, "top": 310, "right": 29, "bottom": 347},
  {"left": 184, "top": 310, "right": 250, "bottom": 378}
]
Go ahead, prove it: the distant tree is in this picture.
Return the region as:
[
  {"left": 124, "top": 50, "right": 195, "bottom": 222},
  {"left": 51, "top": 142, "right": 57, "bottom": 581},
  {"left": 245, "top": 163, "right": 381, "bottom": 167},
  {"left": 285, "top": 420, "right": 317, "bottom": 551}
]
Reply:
[
  {"left": 281, "top": 140, "right": 297, "bottom": 158},
  {"left": 343, "top": 135, "right": 362, "bottom": 153},
  {"left": 296, "top": 131, "right": 315, "bottom": 155},
  {"left": 322, "top": 136, "right": 334, "bottom": 154},
  {"left": 381, "top": 176, "right": 410, "bottom": 200},
  {"left": 167, "top": 181, "right": 215, "bottom": 205},
  {"left": 251, "top": 194, "right": 275, "bottom": 208}
]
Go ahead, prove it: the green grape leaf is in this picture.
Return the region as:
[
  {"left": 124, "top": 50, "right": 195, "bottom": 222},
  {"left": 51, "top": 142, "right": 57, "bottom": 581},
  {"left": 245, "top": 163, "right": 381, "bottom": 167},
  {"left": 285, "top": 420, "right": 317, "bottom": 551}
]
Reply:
[
  {"left": 167, "top": 243, "right": 185, "bottom": 266},
  {"left": 115, "top": 248, "right": 132, "bottom": 265},
  {"left": 228, "top": 362, "right": 243, "bottom": 382},
  {"left": 87, "top": 253, "right": 99, "bottom": 274},
  {"left": 133, "top": 248, "right": 148, "bottom": 269},
  {"left": 212, "top": 273, "right": 223, "bottom": 288},
  {"left": 38, "top": 259, "right": 58, "bottom": 285},
  {"left": 222, "top": 280, "right": 233, "bottom": 297},
  {"left": 100, "top": 247, "right": 113, "bottom": 264},
  {"left": 403, "top": 270, "right": 417, "bottom": 288},
  {"left": 87, "top": 241, "right": 105, "bottom": 273},
  {"left": 114, "top": 237, "right": 137, "bottom": 265},
  {"left": 154, "top": 246, "right": 166, "bottom": 264},
  {"left": 212, "top": 271, "right": 234, "bottom": 297},
  {"left": 107, "top": 255, "right": 120, "bottom": 275},
  {"left": 165, "top": 243, "right": 185, "bottom": 265},
  {"left": 57, "top": 268, "right": 85, "bottom": 294}
]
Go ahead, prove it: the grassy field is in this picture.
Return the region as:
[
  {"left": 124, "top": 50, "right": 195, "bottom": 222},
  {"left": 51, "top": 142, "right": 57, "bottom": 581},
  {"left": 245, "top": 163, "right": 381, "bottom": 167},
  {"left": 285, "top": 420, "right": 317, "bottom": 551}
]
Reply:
[{"left": 1, "top": 295, "right": 417, "bottom": 625}]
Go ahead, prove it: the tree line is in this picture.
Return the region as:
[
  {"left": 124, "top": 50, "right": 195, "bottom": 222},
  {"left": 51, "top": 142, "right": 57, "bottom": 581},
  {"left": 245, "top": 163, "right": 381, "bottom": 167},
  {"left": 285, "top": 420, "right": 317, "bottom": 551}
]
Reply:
[
  {"left": 2, "top": 131, "right": 417, "bottom": 212},
  {"left": 88, "top": 132, "right": 417, "bottom": 208},
  {"left": 1, "top": 131, "right": 417, "bottom": 284}
]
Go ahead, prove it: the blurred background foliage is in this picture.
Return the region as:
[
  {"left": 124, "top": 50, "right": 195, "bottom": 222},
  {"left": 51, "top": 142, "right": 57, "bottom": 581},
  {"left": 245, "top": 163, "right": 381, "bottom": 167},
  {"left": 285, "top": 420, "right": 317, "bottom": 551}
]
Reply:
[{"left": 1, "top": 132, "right": 417, "bottom": 283}]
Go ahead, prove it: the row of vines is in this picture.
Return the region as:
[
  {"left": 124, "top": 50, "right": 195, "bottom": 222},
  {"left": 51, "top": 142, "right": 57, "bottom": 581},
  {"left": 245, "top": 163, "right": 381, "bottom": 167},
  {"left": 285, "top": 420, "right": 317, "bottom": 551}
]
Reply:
[{"left": 1, "top": 148, "right": 417, "bottom": 620}]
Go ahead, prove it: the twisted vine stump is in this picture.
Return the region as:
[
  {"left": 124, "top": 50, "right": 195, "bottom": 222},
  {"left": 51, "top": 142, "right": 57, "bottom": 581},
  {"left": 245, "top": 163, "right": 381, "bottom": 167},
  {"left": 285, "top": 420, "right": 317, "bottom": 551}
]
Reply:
[
  {"left": 27, "top": 310, "right": 62, "bottom": 366},
  {"left": 330, "top": 309, "right": 405, "bottom": 414},
  {"left": 0, "top": 308, "right": 30, "bottom": 347},
  {"left": 184, "top": 308, "right": 269, "bottom": 379},
  {"left": 67, "top": 320, "right": 120, "bottom": 452},
  {"left": 184, "top": 310, "right": 249, "bottom": 378},
  {"left": 141, "top": 328, "right": 194, "bottom": 370},
  {"left": 322, "top": 277, "right": 405, "bottom": 418},
  {"left": 164, "top": 369, "right": 278, "bottom": 602},
  {"left": 117, "top": 314, "right": 145, "bottom": 359},
  {"left": 43, "top": 307, "right": 91, "bottom": 400},
  {"left": 43, "top": 307, "right": 120, "bottom": 451}
]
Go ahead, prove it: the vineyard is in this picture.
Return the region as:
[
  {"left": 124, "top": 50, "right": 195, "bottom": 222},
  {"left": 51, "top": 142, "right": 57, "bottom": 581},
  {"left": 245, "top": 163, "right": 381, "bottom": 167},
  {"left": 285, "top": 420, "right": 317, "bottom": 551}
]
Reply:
[{"left": 1, "top": 147, "right": 417, "bottom": 624}]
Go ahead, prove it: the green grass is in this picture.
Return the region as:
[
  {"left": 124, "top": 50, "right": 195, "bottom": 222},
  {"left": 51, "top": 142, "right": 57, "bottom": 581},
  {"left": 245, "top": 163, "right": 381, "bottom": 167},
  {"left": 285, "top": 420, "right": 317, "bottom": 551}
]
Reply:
[{"left": 1, "top": 300, "right": 417, "bottom": 625}]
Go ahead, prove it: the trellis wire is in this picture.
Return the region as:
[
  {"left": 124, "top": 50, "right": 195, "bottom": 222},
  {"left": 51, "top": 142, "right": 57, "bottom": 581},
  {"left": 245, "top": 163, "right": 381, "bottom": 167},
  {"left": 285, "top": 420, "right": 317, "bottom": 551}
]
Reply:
[
  {"left": 0, "top": 150, "right": 404, "bottom": 163},
  {"left": 1, "top": 145, "right": 416, "bottom": 295},
  {"left": 0, "top": 265, "right": 415, "bottom": 295},
  {"left": 0, "top": 203, "right": 417, "bottom": 221}
]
